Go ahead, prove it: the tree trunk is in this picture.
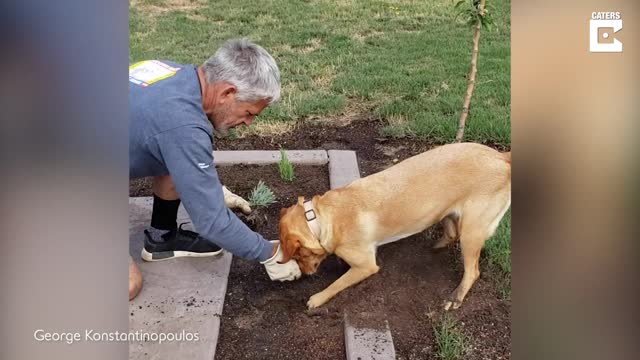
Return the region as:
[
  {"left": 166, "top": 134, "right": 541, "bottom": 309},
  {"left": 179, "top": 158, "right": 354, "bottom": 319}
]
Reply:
[{"left": 455, "top": 0, "right": 485, "bottom": 143}]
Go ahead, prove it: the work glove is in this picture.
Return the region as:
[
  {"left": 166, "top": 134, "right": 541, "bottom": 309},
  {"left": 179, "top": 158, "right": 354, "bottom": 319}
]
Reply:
[
  {"left": 222, "top": 186, "right": 252, "bottom": 215},
  {"left": 260, "top": 240, "right": 302, "bottom": 281}
]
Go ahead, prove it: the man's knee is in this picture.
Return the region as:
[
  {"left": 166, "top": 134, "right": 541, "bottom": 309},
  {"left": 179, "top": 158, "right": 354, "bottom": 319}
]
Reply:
[
  {"left": 153, "top": 175, "right": 179, "bottom": 200},
  {"left": 129, "top": 257, "right": 143, "bottom": 301}
]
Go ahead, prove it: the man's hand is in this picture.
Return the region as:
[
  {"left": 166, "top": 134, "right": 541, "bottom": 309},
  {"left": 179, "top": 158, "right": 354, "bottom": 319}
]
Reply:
[
  {"left": 222, "top": 186, "right": 252, "bottom": 214},
  {"left": 261, "top": 240, "right": 302, "bottom": 281}
]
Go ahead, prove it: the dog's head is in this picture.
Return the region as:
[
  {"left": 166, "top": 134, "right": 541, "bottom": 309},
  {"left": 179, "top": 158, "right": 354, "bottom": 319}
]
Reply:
[{"left": 278, "top": 196, "right": 328, "bottom": 275}]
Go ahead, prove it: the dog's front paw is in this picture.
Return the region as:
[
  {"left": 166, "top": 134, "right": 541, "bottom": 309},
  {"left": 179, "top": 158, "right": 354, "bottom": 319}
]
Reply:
[
  {"left": 443, "top": 299, "right": 463, "bottom": 311},
  {"left": 307, "top": 293, "right": 328, "bottom": 309}
]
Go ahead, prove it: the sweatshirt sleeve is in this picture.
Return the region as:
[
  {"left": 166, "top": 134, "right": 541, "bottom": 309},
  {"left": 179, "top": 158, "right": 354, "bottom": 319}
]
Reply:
[{"left": 150, "top": 125, "right": 274, "bottom": 262}]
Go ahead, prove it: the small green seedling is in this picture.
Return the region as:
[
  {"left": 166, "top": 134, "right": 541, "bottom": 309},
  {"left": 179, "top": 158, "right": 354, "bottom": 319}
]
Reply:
[
  {"left": 248, "top": 180, "right": 276, "bottom": 207},
  {"left": 278, "top": 149, "right": 295, "bottom": 182}
]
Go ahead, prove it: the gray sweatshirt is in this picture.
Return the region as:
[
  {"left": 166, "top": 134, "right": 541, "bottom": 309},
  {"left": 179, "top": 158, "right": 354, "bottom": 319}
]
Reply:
[{"left": 129, "top": 60, "right": 273, "bottom": 261}]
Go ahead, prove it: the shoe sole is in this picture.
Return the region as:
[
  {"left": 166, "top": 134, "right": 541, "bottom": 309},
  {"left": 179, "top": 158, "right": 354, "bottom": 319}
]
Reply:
[{"left": 141, "top": 248, "right": 224, "bottom": 262}]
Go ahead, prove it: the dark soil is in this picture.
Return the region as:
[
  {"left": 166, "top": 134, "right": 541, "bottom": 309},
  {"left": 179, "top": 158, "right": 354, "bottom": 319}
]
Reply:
[
  {"left": 128, "top": 119, "right": 511, "bottom": 359},
  {"left": 216, "top": 165, "right": 329, "bottom": 240},
  {"left": 130, "top": 177, "right": 154, "bottom": 197}
]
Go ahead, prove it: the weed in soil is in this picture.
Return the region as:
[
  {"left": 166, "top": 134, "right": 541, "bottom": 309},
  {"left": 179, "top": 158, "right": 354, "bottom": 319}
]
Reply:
[{"left": 433, "top": 315, "right": 466, "bottom": 360}]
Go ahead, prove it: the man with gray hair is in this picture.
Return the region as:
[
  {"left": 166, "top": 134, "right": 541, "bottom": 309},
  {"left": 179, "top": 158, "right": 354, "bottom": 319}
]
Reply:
[{"left": 128, "top": 38, "right": 301, "bottom": 300}]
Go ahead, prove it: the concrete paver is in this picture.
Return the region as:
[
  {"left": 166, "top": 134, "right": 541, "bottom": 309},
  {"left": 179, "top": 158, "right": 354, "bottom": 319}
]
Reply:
[
  {"left": 128, "top": 197, "right": 231, "bottom": 360},
  {"left": 213, "top": 150, "right": 328, "bottom": 166},
  {"left": 328, "top": 150, "right": 361, "bottom": 189},
  {"left": 344, "top": 316, "right": 396, "bottom": 360}
]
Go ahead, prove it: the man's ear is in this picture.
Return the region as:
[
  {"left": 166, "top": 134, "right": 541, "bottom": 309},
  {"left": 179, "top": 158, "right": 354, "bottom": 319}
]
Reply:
[
  {"left": 279, "top": 235, "right": 300, "bottom": 264},
  {"left": 297, "top": 196, "right": 305, "bottom": 206},
  {"left": 218, "top": 84, "right": 237, "bottom": 103}
]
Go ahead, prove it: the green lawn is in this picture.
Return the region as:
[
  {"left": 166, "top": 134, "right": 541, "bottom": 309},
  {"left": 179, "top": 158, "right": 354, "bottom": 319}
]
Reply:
[
  {"left": 130, "top": 0, "right": 511, "bottom": 144},
  {"left": 485, "top": 209, "right": 511, "bottom": 298}
]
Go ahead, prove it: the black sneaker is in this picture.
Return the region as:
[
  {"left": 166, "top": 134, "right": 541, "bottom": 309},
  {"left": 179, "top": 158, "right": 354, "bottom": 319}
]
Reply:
[{"left": 141, "top": 223, "right": 223, "bottom": 262}]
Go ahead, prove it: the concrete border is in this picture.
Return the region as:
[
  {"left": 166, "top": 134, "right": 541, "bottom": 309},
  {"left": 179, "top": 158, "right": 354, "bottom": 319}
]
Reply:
[
  {"left": 328, "top": 150, "right": 361, "bottom": 189},
  {"left": 213, "top": 150, "right": 328, "bottom": 166},
  {"left": 344, "top": 318, "right": 397, "bottom": 360}
]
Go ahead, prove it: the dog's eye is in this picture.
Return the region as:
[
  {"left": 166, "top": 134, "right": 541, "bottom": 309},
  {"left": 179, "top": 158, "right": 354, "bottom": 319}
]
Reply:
[{"left": 299, "top": 248, "right": 311, "bottom": 256}]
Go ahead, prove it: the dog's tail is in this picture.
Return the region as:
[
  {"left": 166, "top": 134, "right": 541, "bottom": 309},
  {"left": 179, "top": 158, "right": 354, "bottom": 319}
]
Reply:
[{"left": 502, "top": 151, "right": 511, "bottom": 165}]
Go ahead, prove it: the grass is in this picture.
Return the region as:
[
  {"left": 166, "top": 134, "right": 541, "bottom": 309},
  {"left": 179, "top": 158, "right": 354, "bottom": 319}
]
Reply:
[
  {"left": 433, "top": 315, "right": 466, "bottom": 360},
  {"left": 278, "top": 149, "right": 295, "bottom": 182},
  {"left": 129, "top": 0, "right": 511, "bottom": 144},
  {"left": 248, "top": 180, "right": 276, "bottom": 207},
  {"left": 484, "top": 209, "right": 511, "bottom": 298}
]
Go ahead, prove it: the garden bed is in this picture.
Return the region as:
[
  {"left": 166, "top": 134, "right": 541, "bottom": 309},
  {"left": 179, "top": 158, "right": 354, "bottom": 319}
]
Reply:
[{"left": 213, "top": 164, "right": 510, "bottom": 360}]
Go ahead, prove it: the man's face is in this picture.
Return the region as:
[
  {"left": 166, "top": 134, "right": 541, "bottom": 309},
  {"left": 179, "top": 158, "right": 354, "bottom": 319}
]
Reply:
[{"left": 210, "top": 96, "right": 269, "bottom": 135}]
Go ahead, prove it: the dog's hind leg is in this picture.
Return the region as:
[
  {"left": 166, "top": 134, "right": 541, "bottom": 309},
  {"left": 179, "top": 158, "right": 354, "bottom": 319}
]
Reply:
[
  {"left": 433, "top": 214, "right": 459, "bottom": 249},
  {"left": 444, "top": 228, "right": 487, "bottom": 310},
  {"left": 444, "top": 194, "right": 510, "bottom": 310},
  {"left": 444, "top": 226, "right": 484, "bottom": 311}
]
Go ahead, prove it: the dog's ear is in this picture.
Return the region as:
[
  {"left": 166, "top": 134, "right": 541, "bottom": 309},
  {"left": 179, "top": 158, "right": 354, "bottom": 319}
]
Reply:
[
  {"left": 280, "top": 207, "right": 287, "bottom": 217},
  {"left": 279, "top": 235, "right": 300, "bottom": 264},
  {"left": 297, "top": 196, "right": 305, "bottom": 206}
]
